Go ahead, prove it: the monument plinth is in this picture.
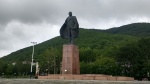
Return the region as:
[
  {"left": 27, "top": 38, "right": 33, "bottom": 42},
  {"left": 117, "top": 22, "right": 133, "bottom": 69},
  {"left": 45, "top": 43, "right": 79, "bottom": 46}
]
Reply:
[{"left": 62, "top": 44, "right": 80, "bottom": 74}]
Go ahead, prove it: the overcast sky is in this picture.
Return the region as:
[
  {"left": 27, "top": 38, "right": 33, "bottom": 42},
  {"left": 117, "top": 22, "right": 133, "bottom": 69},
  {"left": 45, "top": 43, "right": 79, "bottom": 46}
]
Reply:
[{"left": 0, "top": 0, "right": 150, "bottom": 58}]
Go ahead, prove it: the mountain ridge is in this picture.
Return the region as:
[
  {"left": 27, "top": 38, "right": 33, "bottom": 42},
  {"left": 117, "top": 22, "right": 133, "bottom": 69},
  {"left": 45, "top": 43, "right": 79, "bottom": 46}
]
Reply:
[
  {"left": 1, "top": 22, "right": 150, "bottom": 61},
  {"left": 103, "top": 22, "right": 150, "bottom": 36}
]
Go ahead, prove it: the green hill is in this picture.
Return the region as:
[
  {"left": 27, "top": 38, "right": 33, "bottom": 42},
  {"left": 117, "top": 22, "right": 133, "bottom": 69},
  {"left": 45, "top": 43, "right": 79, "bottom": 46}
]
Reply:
[
  {"left": 103, "top": 23, "right": 150, "bottom": 37},
  {"left": 1, "top": 28, "right": 138, "bottom": 62},
  {"left": 1, "top": 23, "right": 150, "bottom": 80}
]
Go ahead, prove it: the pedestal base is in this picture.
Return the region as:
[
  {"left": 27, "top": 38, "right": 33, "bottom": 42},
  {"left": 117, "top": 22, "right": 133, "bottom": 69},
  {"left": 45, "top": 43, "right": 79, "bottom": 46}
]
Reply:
[{"left": 62, "top": 44, "right": 80, "bottom": 74}]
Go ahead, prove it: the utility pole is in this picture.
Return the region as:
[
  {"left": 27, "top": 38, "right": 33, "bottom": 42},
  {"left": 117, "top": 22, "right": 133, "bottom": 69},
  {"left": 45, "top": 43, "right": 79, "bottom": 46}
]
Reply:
[{"left": 30, "top": 42, "right": 37, "bottom": 79}]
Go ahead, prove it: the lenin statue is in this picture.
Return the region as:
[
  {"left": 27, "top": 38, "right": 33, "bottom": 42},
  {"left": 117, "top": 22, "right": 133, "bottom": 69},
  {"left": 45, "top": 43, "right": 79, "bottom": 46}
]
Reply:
[{"left": 60, "top": 12, "right": 79, "bottom": 44}]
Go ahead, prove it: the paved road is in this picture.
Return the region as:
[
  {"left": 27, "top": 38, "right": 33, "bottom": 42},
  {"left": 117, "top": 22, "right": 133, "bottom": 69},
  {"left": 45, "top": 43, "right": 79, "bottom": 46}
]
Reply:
[{"left": 0, "top": 79, "right": 150, "bottom": 84}]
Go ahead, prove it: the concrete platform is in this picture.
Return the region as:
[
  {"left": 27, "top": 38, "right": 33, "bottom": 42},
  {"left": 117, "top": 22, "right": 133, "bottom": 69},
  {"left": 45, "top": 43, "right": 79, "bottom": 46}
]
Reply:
[{"left": 0, "top": 79, "right": 150, "bottom": 84}]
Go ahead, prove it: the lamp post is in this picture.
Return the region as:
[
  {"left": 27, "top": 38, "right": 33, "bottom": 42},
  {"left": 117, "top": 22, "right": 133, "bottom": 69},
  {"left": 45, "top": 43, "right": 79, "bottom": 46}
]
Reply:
[{"left": 30, "top": 42, "right": 37, "bottom": 79}]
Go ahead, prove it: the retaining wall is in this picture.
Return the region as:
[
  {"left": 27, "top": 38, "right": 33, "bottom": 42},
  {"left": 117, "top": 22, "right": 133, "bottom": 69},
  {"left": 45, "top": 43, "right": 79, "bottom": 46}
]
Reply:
[{"left": 38, "top": 74, "right": 134, "bottom": 81}]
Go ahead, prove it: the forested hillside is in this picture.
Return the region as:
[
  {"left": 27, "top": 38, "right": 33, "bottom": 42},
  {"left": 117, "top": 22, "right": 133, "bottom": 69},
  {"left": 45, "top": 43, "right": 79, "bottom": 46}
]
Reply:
[
  {"left": 0, "top": 23, "right": 150, "bottom": 80},
  {"left": 104, "top": 23, "right": 150, "bottom": 37}
]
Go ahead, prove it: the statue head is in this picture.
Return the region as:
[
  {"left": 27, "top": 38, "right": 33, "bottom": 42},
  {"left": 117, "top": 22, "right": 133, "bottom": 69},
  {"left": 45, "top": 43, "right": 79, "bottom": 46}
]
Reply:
[{"left": 68, "top": 12, "right": 72, "bottom": 16}]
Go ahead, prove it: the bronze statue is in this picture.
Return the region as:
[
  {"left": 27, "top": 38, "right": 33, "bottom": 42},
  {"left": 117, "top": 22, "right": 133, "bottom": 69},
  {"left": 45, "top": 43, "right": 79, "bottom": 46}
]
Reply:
[{"left": 60, "top": 12, "right": 79, "bottom": 44}]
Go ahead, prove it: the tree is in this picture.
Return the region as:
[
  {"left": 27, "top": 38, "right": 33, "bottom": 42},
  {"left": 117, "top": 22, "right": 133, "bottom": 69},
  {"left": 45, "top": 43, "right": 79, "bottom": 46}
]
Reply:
[
  {"left": 116, "top": 38, "right": 150, "bottom": 79},
  {"left": 80, "top": 47, "right": 97, "bottom": 63},
  {"left": 0, "top": 60, "right": 7, "bottom": 76},
  {"left": 37, "top": 47, "right": 62, "bottom": 74}
]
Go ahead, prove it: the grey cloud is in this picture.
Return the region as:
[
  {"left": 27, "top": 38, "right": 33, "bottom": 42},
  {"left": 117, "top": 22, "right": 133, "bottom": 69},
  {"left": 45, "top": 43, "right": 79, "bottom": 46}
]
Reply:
[
  {"left": 1, "top": 0, "right": 150, "bottom": 26},
  {"left": 0, "top": 0, "right": 63, "bottom": 25}
]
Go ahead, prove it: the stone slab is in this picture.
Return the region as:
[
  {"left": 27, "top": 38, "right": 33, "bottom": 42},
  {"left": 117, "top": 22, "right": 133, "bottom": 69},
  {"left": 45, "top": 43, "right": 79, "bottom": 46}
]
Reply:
[
  {"left": 82, "top": 76, "right": 95, "bottom": 80},
  {"left": 95, "top": 76, "right": 108, "bottom": 80},
  {"left": 73, "top": 75, "right": 83, "bottom": 80}
]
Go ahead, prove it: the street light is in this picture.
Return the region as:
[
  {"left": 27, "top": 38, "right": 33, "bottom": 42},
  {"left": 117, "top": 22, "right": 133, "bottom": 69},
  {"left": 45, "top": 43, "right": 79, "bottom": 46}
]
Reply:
[{"left": 30, "top": 42, "right": 37, "bottom": 79}]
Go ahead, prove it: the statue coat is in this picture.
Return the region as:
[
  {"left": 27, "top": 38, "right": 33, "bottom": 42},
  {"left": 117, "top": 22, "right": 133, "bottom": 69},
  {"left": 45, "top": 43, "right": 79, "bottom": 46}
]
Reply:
[{"left": 60, "top": 16, "right": 79, "bottom": 39}]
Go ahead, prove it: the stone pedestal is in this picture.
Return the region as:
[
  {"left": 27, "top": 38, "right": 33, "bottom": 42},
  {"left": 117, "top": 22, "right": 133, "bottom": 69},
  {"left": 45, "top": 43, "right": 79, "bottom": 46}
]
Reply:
[{"left": 62, "top": 44, "right": 80, "bottom": 74}]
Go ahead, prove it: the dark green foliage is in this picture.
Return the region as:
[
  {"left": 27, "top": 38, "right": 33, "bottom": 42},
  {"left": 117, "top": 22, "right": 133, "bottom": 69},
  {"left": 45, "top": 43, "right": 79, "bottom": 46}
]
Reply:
[
  {"left": 1, "top": 23, "right": 150, "bottom": 80},
  {"left": 0, "top": 60, "right": 7, "bottom": 75},
  {"left": 103, "top": 23, "right": 150, "bottom": 37},
  {"left": 116, "top": 38, "right": 150, "bottom": 80}
]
